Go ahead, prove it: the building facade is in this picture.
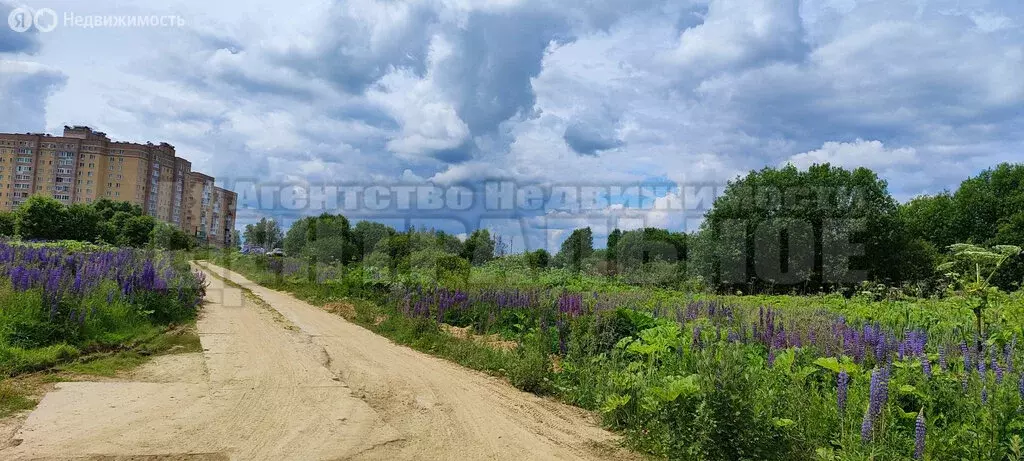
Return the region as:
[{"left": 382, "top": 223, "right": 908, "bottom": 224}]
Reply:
[{"left": 0, "top": 126, "right": 236, "bottom": 248}]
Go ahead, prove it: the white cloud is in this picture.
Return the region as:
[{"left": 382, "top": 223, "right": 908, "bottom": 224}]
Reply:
[
  {"left": 366, "top": 35, "right": 471, "bottom": 159},
  {"left": 785, "top": 139, "right": 920, "bottom": 170},
  {"left": 672, "top": 0, "right": 806, "bottom": 75},
  {"left": 5, "top": 0, "right": 1023, "bottom": 243}
]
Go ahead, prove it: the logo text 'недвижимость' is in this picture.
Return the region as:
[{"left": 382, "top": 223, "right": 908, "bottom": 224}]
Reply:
[{"left": 8, "top": 7, "right": 184, "bottom": 33}]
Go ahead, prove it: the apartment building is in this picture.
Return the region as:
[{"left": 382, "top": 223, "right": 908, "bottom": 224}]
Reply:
[
  {"left": 184, "top": 171, "right": 214, "bottom": 242},
  {"left": 0, "top": 126, "right": 237, "bottom": 248}
]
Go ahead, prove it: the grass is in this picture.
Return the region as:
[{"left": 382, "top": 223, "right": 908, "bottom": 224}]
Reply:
[
  {"left": 0, "top": 380, "right": 36, "bottom": 417},
  {"left": 56, "top": 352, "right": 150, "bottom": 377},
  {"left": 208, "top": 253, "right": 1024, "bottom": 460},
  {"left": 0, "top": 325, "right": 202, "bottom": 418}
]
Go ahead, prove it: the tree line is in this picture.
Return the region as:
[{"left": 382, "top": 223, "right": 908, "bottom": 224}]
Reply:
[
  {"left": 241, "top": 162, "right": 1024, "bottom": 294},
  {"left": 0, "top": 195, "right": 198, "bottom": 250}
]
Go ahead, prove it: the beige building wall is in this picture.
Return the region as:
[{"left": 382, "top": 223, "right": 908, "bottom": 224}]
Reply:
[
  {"left": 105, "top": 142, "right": 150, "bottom": 208},
  {"left": 0, "top": 134, "right": 43, "bottom": 210},
  {"left": 172, "top": 157, "right": 191, "bottom": 228},
  {"left": 32, "top": 136, "right": 80, "bottom": 205},
  {"left": 72, "top": 128, "right": 110, "bottom": 205},
  {"left": 145, "top": 144, "right": 176, "bottom": 222},
  {"left": 219, "top": 189, "right": 237, "bottom": 248},
  {"left": 0, "top": 127, "right": 236, "bottom": 247},
  {"left": 185, "top": 171, "right": 214, "bottom": 243}
]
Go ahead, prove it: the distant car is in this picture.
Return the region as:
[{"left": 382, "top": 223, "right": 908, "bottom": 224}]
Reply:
[{"left": 266, "top": 248, "right": 285, "bottom": 257}]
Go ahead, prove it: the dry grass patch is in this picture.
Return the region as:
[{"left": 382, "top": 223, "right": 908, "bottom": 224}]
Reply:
[{"left": 439, "top": 324, "right": 519, "bottom": 352}]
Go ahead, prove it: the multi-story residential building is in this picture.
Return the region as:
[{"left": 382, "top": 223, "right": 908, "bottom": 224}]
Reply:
[
  {"left": 171, "top": 157, "right": 191, "bottom": 228},
  {"left": 0, "top": 126, "right": 236, "bottom": 248},
  {"left": 184, "top": 171, "right": 215, "bottom": 244},
  {"left": 218, "top": 188, "right": 237, "bottom": 249}
]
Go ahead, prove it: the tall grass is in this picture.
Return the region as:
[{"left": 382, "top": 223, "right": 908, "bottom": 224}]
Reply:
[
  {"left": 0, "top": 241, "right": 206, "bottom": 376},
  {"left": 214, "top": 252, "right": 1024, "bottom": 460}
]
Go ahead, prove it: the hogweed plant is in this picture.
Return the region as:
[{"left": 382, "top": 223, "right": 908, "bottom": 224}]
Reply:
[{"left": 939, "top": 243, "right": 1022, "bottom": 353}]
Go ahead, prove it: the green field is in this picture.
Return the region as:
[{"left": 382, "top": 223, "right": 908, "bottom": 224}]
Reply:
[{"left": 211, "top": 248, "right": 1024, "bottom": 460}]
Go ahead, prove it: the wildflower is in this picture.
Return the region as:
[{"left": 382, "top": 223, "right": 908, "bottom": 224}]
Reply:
[
  {"left": 913, "top": 410, "right": 926, "bottom": 459},
  {"left": 862, "top": 367, "right": 890, "bottom": 443},
  {"left": 868, "top": 367, "right": 890, "bottom": 418},
  {"left": 921, "top": 357, "right": 932, "bottom": 378},
  {"left": 860, "top": 408, "right": 873, "bottom": 443},
  {"left": 837, "top": 370, "right": 849, "bottom": 414}
]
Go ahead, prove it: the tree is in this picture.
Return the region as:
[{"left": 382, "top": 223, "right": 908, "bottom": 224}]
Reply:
[
  {"left": 383, "top": 234, "right": 412, "bottom": 273},
  {"left": 0, "top": 211, "right": 16, "bottom": 237},
  {"left": 615, "top": 228, "right": 686, "bottom": 273},
  {"left": 151, "top": 222, "right": 195, "bottom": 250},
  {"left": 352, "top": 221, "right": 396, "bottom": 260},
  {"left": 93, "top": 198, "right": 142, "bottom": 221},
  {"left": 435, "top": 231, "right": 464, "bottom": 255},
  {"left": 243, "top": 217, "right": 284, "bottom": 249},
  {"left": 906, "top": 163, "right": 1024, "bottom": 290},
  {"left": 525, "top": 249, "right": 550, "bottom": 269},
  {"left": 16, "top": 196, "right": 69, "bottom": 241},
  {"left": 284, "top": 214, "right": 355, "bottom": 264},
  {"left": 283, "top": 218, "right": 310, "bottom": 256},
  {"left": 65, "top": 204, "right": 101, "bottom": 242},
  {"left": 231, "top": 230, "right": 242, "bottom": 250},
  {"left": 606, "top": 229, "right": 623, "bottom": 262},
  {"left": 556, "top": 227, "right": 593, "bottom": 272},
  {"left": 120, "top": 215, "right": 156, "bottom": 247},
  {"left": 901, "top": 193, "right": 958, "bottom": 251},
  {"left": 461, "top": 229, "right": 496, "bottom": 265},
  {"left": 702, "top": 164, "right": 916, "bottom": 293}
]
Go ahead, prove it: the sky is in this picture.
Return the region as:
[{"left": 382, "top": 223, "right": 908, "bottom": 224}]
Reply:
[{"left": 1, "top": 0, "right": 1022, "bottom": 251}]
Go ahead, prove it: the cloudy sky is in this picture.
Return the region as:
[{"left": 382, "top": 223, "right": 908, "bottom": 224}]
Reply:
[{"left": 1, "top": 0, "right": 1022, "bottom": 250}]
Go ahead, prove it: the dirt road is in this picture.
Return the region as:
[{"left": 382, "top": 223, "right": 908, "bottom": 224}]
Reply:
[{"left": 1, "top": 263, "right": 635, "bottom": 460}]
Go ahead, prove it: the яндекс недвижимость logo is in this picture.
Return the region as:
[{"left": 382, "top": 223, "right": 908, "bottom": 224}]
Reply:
[
  {"left": 8, "top": 7, "right": 184, "bottom": 32},
  {"left": 7, "top": 6, "right": 58, "bottom": 32}
]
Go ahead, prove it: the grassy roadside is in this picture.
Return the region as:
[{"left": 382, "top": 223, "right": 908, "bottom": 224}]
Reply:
[{"left": 0, "top": 325, "right": 202, "bottom": 418}]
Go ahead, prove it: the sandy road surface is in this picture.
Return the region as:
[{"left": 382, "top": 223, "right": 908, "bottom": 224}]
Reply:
[{"left": 0, "top": 262, "right": 636, "bottom": 460}]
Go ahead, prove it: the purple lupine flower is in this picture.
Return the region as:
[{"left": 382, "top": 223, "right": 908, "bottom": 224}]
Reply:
[
  {"left": 871, "top": 367, "right": 890, "bottom": 415},
  {"left": 1007, "top": 340, "right": 1015, "bottom": 374},
  {"left": 861, "top": 409, "right": 874, "bottom": 443},
  {"left": 961, "top": 341, "right": 971, "bottom": 371},
  {"left": 939, "top": 346, "right": 947, "bottom": 371},
  {"left": 861, "top": 367, "right": 891, "bottom": 443},
  {"left": 837, "top": 370, "right": 849, "bottom": 414},
  {"left": 994, "top": 356, "right": 1005, "bottom": 384},
  {"left": 913, "top": 410, "right": 926, "bottom": 459},
  {"left": 921, "top": 357, "right": 932, "bottom": 378}
]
